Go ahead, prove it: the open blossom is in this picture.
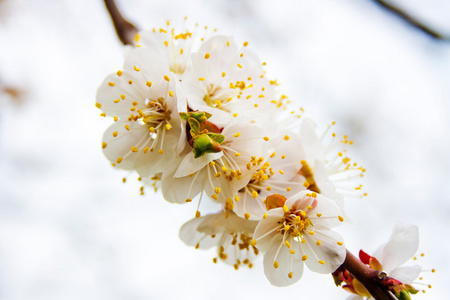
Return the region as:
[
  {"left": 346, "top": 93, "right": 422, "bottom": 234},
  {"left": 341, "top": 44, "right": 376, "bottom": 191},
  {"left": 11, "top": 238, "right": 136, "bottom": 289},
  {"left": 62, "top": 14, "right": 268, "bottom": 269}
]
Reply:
[
  {"left": 253, "top": 191, "right": 346, "bottom": 287},
  {"left": 232, "top": 132, "right": 306, "bottom": 221},
  {"left": 297, "top": 118, "right": 366, "bottom": 210},
  {"left": 182, "top": 35, "right": 277, "bottom": 124},
  {"left": 161, "top": 117, "right": 267, "bottom": 207},
  {"left": 96, "top": 47, "right": 186, "bottom": 177},
  {"left": 179, "top": 210, "right": 259, "bottom": 270},
  {"left": 336, "top": 224, "right": 430, "bottom": 300}
]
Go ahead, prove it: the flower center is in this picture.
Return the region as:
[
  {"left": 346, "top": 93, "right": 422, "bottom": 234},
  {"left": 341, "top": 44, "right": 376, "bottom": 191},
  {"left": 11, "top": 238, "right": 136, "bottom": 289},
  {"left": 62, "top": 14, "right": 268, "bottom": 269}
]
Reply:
[{"left": 279, "top": 208, "right": 312, "bottom": 239}]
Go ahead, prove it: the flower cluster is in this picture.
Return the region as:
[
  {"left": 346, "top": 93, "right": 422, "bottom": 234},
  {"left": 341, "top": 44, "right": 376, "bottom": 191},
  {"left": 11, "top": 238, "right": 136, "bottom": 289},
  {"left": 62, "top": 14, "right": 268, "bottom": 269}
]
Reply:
[{"left": 96, "top": 23, "right": 367, "bottom": 287}]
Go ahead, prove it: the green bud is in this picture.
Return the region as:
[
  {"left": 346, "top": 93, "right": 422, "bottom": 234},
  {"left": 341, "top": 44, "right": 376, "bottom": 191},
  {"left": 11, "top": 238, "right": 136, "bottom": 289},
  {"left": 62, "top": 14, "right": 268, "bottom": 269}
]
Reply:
[
  {"left": 397, "top": 289, "right": 411, "bottom": 300},
  {"left": 192, "top": 133, "right": 223, "bottom": 158}
]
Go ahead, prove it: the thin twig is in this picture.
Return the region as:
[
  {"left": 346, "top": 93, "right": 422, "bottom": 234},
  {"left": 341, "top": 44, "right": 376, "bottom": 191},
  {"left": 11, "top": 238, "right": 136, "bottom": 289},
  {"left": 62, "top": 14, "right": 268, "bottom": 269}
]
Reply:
[
  {"left": 104, "top": 0, "right": 138, "bottom": 45},
  {"left": 342, "top": 250, "right": 396, "bottom": 300},
  {"left": 372, "top": 0, "right": 449, "bottom": 41}
]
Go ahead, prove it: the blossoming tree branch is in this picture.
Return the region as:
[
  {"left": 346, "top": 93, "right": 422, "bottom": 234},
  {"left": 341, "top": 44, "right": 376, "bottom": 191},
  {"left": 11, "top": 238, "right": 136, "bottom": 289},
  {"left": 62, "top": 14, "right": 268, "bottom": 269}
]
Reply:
[{"left": 98, "top": 1, "right": 435, "bottom": 299}]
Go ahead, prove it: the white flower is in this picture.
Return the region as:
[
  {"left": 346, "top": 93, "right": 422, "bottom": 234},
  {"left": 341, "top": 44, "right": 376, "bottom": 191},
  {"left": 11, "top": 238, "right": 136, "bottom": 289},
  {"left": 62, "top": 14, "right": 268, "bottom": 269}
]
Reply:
[
  {"left": 182, "top": 35, "right": 277, "bottom": 124},
  {"left": 232, "top": 132, "right": 307, "bottom": 221},
  {"left": 345, "top": 224, "right": 425, "bottom": 300},
  {"left": 253, "top": 190, "right": 346, "bottom": 287},
  {"left": 179, "top": 210, "right": 259, "bottom": 270},
  {"left": 161, "top": 119, "right": 267, "bottom": 207},
  {"left": 298, "top": 118, "right": 366, "bottom": 209},
  {"left": 96, "top": 47, "right": 186, "bottom": 177}
]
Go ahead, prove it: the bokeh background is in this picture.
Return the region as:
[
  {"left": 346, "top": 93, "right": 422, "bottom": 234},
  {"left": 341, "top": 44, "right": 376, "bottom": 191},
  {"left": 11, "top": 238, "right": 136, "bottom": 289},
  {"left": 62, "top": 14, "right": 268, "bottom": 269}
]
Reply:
[{"left": 1, "top": 0, "right": 449, "bottom": 299}]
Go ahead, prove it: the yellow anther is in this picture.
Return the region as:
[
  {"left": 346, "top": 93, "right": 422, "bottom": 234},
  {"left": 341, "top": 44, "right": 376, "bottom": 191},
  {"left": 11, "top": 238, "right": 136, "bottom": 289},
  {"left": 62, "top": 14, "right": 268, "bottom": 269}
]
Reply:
[
  {"left": 146, "top": 81, "right": 152, "bottom": 87},
  {"left": 113, "top": 99, "right": 120, "bottom": 103},
  {"left": 226, "top": 41, "right": 230, "bottom": 46},
  {"left": 300, "top": 211, "right": 306, "bottom": 217},
  {"left": 169, "top": 91, "right": 174, "bottom": 97},
  {"left": 337, "top": 241, "right": 343, "bottom": 246},
  {"left": 266, "top": 186, "right": 272, "bottom": 191},
  {"left": 251, "top": 239, "right": 257, "bottom": 247},
  {"left": 122, "top": 177, "right": 126, "bottom": 183},
  {"left": 131, "top": 147, "right": 138, "bottom": 152},
  {"left": 284, "top": 135, "right": 290, "bottom": 140},
  {"left": 243, "top": 41, "right": 248, "bottom": 47},
  {"left": 240, "top": 53, "right": 244, "bottom": 57},
  {"left": 102, "top": 142, "right": 107, "bottom": 149},
  {"left": 164, "top": 41, "right": 168, "bottom": 47},
  {"left": 237, "top": 63, "right": 242, "bottom": 68},
  {"left": 134, "top": 66, "right": 140, "bottom": 72},
  {"left": 198, "top": 77, "right": 205, "bottom": 81},
  {"left": 285, "top": 240, "right": 291, "bottom": 248},
  {"left": 125, "top": 124, "right": 130, "bottom": 131},
  {"left": 308, "top": 230, "right": 314, "bottom": 235},
  {"left": 244, "top": 213, "right": 250, "bottom": 220},
  {"left": 195, "top": 243, "right": 199, "bottom": 249},
  {"left": 165, "top": 124, "right": 172, "bottom": 130},
  {"left": 204, "top": 53, "right": 210, "bottom": 59},
  {"left": 316, "top": 240, "right": 322, "bottom": 246},
  {"left": 263, "top": 136, "right": 269, "bottom": 141},
  {"left": 279, "top": 169, "right": 284, "bottom": 174},
  {"left": 319, "top": 260, "right": 325, "bottom": 265},
  {"left": 130, "top": 106, "right": 136, "bottom": 111},
  {"left": 158, "top": 149, "right": 164, "bottom": 154},
  {"left": 117, "top": 70, "right": 123, "bottom": 76},
  {"left": 164, "top": 75, "right": 170, "bottom": 81},
  {"left": 222, "top": 72, "right": 226, "bottom": 77},
  {"left": 95, "top": 102, "right": 102, "bottom": 109},
  {"left": 251, "top": 191, "right": 258, "bottom": 198},
  {"left": 235, "top": 152, "right": 241, "bottom": 157},
  {"left": 263, "top": 213, "right": 267, "bottom": 219},
  {"left": 185, "top": 198, "right": 192, "bottom": 203},
  {"left": 214, "top": 187, "right": 221, "bottom": 194},
  {"left": 432, "top": 269, "right": 436, "bottom": 273},
  {"left": 128, "top": 80, "right": 133, "bottom": 84},
  {"left": 286, "top": 187, "right": 291, "bottom": 192},
  {"left": 302, "top": 255, "right": 308, "bottom": 261},
  {"left": 180, "top": 48, "right": 184, "bottom": 55},
  {"left": 211, "top": 194, "right": 218, "bottom": 200},
  {"left": 273, "top": 261, "right": 279, "bottom": 269},
  {"left": 100, "top": 113, "right": 106, "bottom": 117},
  {"left": 108, "top": 82, "right": 115, "bottom": 87},
  {"left": 215, "top": 172, "right": 221, "bottom": 178},
  {"left": 290, "top": 250, "right": 295, "bottom": 254},
  {"left": 116, "top": 157, "right": 123, "bottom": 164},
  {"left": 112, "top": 131, "right": 118, "bottom": 137},
  {"left": 143, "top": 147, "right": 149, "bottom": 153},
  {"left": 338, "top": 216, "right": 344, "bottom": 222},
  {"left": 134, "top": 33, "right": 140, "bottom": 42},
  {"left": 234, "top": 132, "right": 240, "bottom": 137},
  {"left": 195, "top": 211, "right": 201, "bottom": 218}
]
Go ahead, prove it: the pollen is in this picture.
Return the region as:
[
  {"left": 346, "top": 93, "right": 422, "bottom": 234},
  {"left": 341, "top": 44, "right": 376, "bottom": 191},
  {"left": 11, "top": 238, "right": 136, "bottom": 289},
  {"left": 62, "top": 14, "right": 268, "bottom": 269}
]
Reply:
[
  {"left": 134, "top": 66, "right": 140, "bottom": 72},
  {"left": 316, "top": 240, "right": 321, "bottom": 246},
  {"left": 235, "top": 152, "right": 241, "bottom": 157},
  {"left": 338, "top": 216, "right": 344, "bottom": 222},
  {"left": 283, "top": 205, "right": 289, "bottom": 213},
  {"left": 165, "top": 124, "right": 172, "bottom": 130},
  {"left": 222, "top": 72, "right": 226, "bottom": 77},
  {"left": 131, "top": 147, "right": 138, "bottom": 152},
  {"left": 164, "top": 41, "right": 168, "bottom": 47},
  {"left": 252, "top": 191, "right": 258, "bottom": 198},
  {"left": 116, "top": 157, "right": 123, "bottom": 164},
  {"left": 234, "top": 195, "right": 240, "bottom": 202},
  {"left": 195, "top": 211, "right": 201, "bottom": 218},
  {"left": 125, "top": 124, "right": 130, "bottom": 131},
  {"left": 198, "top": 77, "right": 205, "bottom": 81},
  {"left": 273, "top": 261, "right": 279, "bottom": 269},
  {"left": 164, "top": 75, "right": 170, "bottom": 81},
  {"left": 117, "top": 70, "right": 123, "bottom": 76},
  {"left": 285, "top": 240, "right": 291, "bottom": 248},
  {"left": 284, "top": 135, "right": 290, "bottom": 141},
  {"left": 143, "top": 147, "right": 149, "bottom": 153},
  {"left": 102, "top": 142, "right": 107, "bottom": 149},
  {"left": 169, "top": 91, "right": 174, "bottom": 97},
  {"left": 158, "top": 149, "right": 164, "bottom": 154},
  {"left": 237, "top": 63, "right": 242, "bottom": 68},
  {"left": 319, "top": 260, "right": 325, "bottom": 265},
  {"left": 128, "top": 80, "right": 133, "bottom": 84},
  {"left": 204, "top": 53, "right": 210, "bottom": 59},
  {"left": 146, "top": 81, "right": 152, "bottom": 87},
  {"left": 100, "top": 113, "right": 106, "bottom": 117},
  {"left": 108, "top": 82, "right": 115, "bottom": 87},
  {"left": 234, "top": 132, "right": 240, "bottom": 137},
  {"left": 244, "top": 213, "right": 250, "bottom": 220},
  {"left": 95, "top": 103, "right": 102, "bottom": 109},
  {"left": 337, "top": 241, "right": 343, "bottom": 246},
  {"left": 302, "top": 255, "right": 308, "bottom": 261},
  {"left": 263, "top": 136, "right": 269, "bottom": 141}
]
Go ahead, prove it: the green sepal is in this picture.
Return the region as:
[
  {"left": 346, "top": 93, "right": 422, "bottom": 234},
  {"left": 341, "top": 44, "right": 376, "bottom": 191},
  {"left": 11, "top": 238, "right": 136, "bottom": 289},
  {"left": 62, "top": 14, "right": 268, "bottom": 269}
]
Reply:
[
  {"left": 179, "top": 111, "right": 212, "bottom": 123},
  {"left": 208, "top": 133, "right": 225, "bottom": 144},
  {"left": 397, "top": 289, "right": 412, "bottom": 300}
]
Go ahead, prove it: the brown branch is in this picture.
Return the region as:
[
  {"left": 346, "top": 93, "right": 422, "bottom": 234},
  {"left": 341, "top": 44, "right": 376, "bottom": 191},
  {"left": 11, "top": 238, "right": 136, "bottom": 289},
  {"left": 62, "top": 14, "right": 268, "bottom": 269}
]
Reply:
[
  {"left": 372, "top": 0, "right": 449, "bottom": 41},
  {"left": 342, "top": 250, "right": 396, "bottom": 300},
  {"left": 104, "top": 0, "right": 138, "bottom": 45}
]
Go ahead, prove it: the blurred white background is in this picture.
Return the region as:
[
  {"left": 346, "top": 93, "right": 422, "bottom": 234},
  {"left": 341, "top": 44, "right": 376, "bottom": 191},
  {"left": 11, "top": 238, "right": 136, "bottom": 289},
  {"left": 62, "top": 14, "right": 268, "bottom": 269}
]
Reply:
[{"left": 0, "top": 0, "right": 449, "bottom": 299}]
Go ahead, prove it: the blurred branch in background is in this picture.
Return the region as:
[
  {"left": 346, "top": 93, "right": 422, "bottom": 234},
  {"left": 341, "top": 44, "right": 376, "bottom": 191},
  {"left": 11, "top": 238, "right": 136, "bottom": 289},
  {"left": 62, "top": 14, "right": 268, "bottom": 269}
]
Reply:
[
  {"left": 104, "top": 0, "right": 138, "bottom": 45},
  {"left": 372, "top": 0, "right": 449, "bottom": 41}
]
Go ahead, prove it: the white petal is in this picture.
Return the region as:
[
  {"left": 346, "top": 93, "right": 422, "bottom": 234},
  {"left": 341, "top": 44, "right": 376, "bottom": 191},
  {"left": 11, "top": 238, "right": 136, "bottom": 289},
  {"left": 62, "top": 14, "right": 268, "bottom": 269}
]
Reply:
[
  {"left": 263, "top": 235, "right": 304, "bottom": 287},
  {"left": 253, "top": 208, "right": 284, "bottom": 251},
  {"left": 301, "top": 229, "right": 346, "bottom": 274},
  {"left": 161, "top": 161, "right": 205, "bottom": 203},
  {"left": 380, "top": 224, "right": 419, "bottom": 272},
  {"left": 174, "top": 151, "right": 223, "bottom": 178},
  {"left": 389, "top": 265, "right": 422, "bottom": 284},
  {"left": 179, "top": 217, "right": 220, "bottom": 249}
]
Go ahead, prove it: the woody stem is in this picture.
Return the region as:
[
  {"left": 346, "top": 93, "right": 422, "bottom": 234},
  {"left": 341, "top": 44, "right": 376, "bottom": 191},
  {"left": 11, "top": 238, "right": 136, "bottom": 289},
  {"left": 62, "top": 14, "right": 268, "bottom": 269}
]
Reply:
[
  {"left": 342, "top": 250, "right": 396, "bottom": 300},
  {"left": 104, "top": 0, "right": 138, "bottom": 45}
]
